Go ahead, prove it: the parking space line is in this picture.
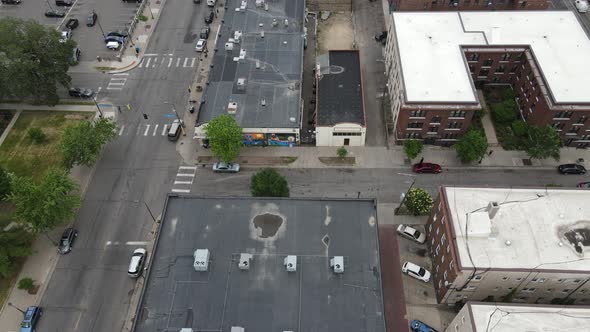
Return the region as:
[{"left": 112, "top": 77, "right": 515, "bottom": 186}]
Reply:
[
  {"left": 143, "top": 54, "right": 158, "bottom": 56},
  {"left": 174, "top": 181, "right": 193, "bottom": 185},
  {"left": 171, "top": 188, "right": 191, "bottom": 193},
  {"left": 126, "top": 241, "right": 149, "bottom": 246},
  {"left": 138, "top": 59, "right": 144, "bottom": 68},
  {"left": 179, "top": 166, "right": 197, "bottom": 170},
  {"left": 113, "top": 73, "right": 129, "bottom": 76},
  {"left": 118, "top": 125, "right": 125, "bottom": 136},
  {"left": 183, "top": 58, "right": 189, "bottom": 67},
  {"left": 176, "top": 173, "right": 195, "bottom": 177},
  {"left": 162, "top": 124, "right": 169, "bottom": 135},
  {"left": 190, "top": 58, "right": 196, "bottom": 67},
  {"left": 144, "top": 125, "right": 151, "bottom": 136},
  {"left": 168, "top": 58, "right": 173, "bottom": 67},
  {"left": 152, "top": 58, "right": 158, "bottom": 67},
  {"left": 144, "top": 57, "right": 152, "bottom": 67},
  {"left": 153, "top": 124, "right": 159, "bottom": 136},
  {"left": 176, "top": 58, "right": 181, "bottom": 67}
]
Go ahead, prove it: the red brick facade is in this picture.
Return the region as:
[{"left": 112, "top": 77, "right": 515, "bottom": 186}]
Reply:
[{"left": 390, "top": 0, "right": 547, "bottom": 11}]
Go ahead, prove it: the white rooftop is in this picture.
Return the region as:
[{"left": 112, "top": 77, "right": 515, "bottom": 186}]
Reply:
[
  {"left": 468, "top": 303, "right": 590, "bottom": 331},
  {"left": 444, "top": 187, "right": 590, "bottom": 271},
  {"left": 392, "top": 11, "right": 590, "bottom": 104}
]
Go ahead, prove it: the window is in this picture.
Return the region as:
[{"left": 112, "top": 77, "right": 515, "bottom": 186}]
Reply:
[
  {"left": 410, "top": 110, "right": 427, "bottom": 118},
  {"left": 568, "top": 127, "right": 580, "bottom": 134},
  {"left": 510, "top": 65, "right": 517, "bottom": 73},
  {"left": 500, "top": 53, "right": 511, "bottom": 61},
  {"left": 405, "top": 132, "right": 422, "bottom": 139},
  {"left": 554, "top": 111, "right": 573, "bottom": 119},
  {"left": 465, "top": 286, "right": 476, "bottom": 291},
  {"left": 444, "top": 271, "right": 448, "bottom": 280},
  {"left": 478, "top": 69, "right": 489, "bottom": 77},
  {"left": 546, "top": 288, "right": 554, "bottom": 292},
  {"left": 502, "top": 277, "right": 509, "bottom": 281},
  {"left": 516, "top": 278, "right": 523, "bottom": 281},
  {"left": 562, "top": 289, "right": 572, "bottom": 293},
  {"left": 573, "top": 279, "right": 582, "bottom": 284},
  {"left": 428, "top": 224, "right": 433, "bottom": 232},
  {"left": 430, "top": 116, "right": 442, "bottom": 124},
  {"left": 439, "top": 280, "right": 442, "bottom": 288},
  {"left": 436, "top": 227, "right": 440, "bottom": 235},
  {"left": 495, "top": 65, "right": 506, "bottom": 73},
  {"left": 576, "top": 116, "right": 587, "bottom": 125},
  {"left": 443, "top": 133, "right": 458, "bottom": 140},
  {"left": 516, "top": 53, "right": 525, "bottom": 62},
  {"left": 441, "top": 216, "right": 445, "bottom": 225},
  {"left": 449, "top": 260, "right": 454, "bottom": 270},
  {"left": 449, "top": 111, "right": 466, "bottom": 118},
  {"left": 435, "top": 245, "right": 440, "bottom": 255},
  {"left": 552, "top": 123, "right": 565, "bottom": 130},
  {"left": 557, "top": 279, "right": 565, "bottom": 283},
  {"left": 332, "top": 132, "right": 362, "bottom": 136},
  {"left": 428, "top": 126, "right": 439, "bottom": 133},
  {"left": 447, "top": 245, "right": 450, "bottom": 253},
  {"left": 532, "top": 278, "right": 546, "bottom": 283},
  {"left": 522, "top": 288, "right": 536, "bottom": 293},
  {"left": 455, "top": 325, "right": 459, "bottom": 332},
  {"left": 407, "top": 122, "right": 423, "bottom": 129},
  {"left": 447, "top": 122, "right": 462, "bottom": 129},
  {"left": 469, "top": 53, "right": 480, "bottom": 61},
  {"left": 469, "top": 64, "right": 475, "bottom": 73},
  {"left": 493, "top": 287, "right": 500, "bottom": 292},
  {"left": 483, "top": 59, "right": 493, "bottom": 67},
  {"left": 441, "top": 234, "right": 446, "bottom": 244}
]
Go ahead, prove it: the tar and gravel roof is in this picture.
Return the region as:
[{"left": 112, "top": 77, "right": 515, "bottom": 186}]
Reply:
[
  {"left": 197, "top": 0, "right": 304, "bottom": 129},
  {"left": 317, "top": 51, "right": 365, "bottom": 127},
  {"left": 392, "top": 11, "right": 590, "bottom": 104},
  {"left": 133, "top": 197, "right": 385, "bottom": 332},
  {"left": 443, "top": 187, "right": 590, "bottom": 271},
  {"left": 466, "top": 302, "right": 590, "bottom": 331}
]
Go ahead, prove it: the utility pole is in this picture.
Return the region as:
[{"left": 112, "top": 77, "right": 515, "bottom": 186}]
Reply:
[
  {"left": 95, "top": 13, "right": 106, "bottom": 39},
  {"left": 144, "top": 201, "right": 157, "bottom": 224},
  {"left": 396, "top": 178, "right": 416, "bottom": 214},
  {"left": 93, "top": 87, "right": 104, "bottom": 118},
  {"left": 7, "top": 302, "right": 25, "bottom": 314}
]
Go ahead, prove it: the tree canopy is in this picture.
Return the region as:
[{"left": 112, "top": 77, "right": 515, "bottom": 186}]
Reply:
[
  {"left": 251, "top": 168, "right": 289, "bottom": 197},
  {"left": 59, "top": 118, "right": 117, "bottom": 169},
  {"left": 403, "top": 139, "right": 423, "bottom": 160},
  {"left": 0, "top": 17, "right": 75, "bottom": 105},
  {"left": 0, "top": 228, "right": 33, "bottom": 278},
  {"left": 204, "top": 115, "right": 243, "bottom": 163},
  {"left": 405, "top": 187, "right": 433, "bottom": 216},
  {"left": 453, "top": 129, "right": 488, "bottom": 163},
  {"left": 7, "top": 167, "right": 80, "bottom": 234},
  {"left": 525, "top": 125, "right": 561, "bottom": 161}
]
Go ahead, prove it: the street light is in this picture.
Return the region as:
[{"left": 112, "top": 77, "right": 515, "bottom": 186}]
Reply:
[
  {"left": 93, "top": 87, "right": 104, "bottom": 118},
  {"left": 7, "top": 302, "right": 25, "bottom": 314},
  {"left": 95, "top": 12, "right": 106, "bottom": 39},
  {"left": 163, "top": 101, "right": 185, "bottom": 128}
]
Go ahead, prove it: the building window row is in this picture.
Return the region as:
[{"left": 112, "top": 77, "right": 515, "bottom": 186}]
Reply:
[
  {"left": 332, "top": 132, "right": 362, "bottom": 136},
  {"left": 554, "top": 111, "right": 573, "bottom": 119}
]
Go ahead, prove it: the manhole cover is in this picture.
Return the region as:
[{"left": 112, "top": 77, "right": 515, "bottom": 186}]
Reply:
[{"left": 253, "top": 213, "right": 283, "bottom": 238}]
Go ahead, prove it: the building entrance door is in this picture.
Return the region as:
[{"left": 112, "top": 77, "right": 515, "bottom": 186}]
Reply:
[{"left": 344, "top": 138, "right": 350, "bottom": 146}]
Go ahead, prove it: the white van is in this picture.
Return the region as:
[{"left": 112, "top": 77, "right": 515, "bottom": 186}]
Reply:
[
  {"left": 167, "top": 119, "right": 181, "bottom": 141},
  {"left": 207, "top": 0, "right": 216, "bottom": 7}
]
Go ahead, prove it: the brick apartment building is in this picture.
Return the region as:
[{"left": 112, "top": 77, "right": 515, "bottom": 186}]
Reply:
[
  {"left": 385, "top": 11, "right": 590, "bottom": 147},
  {"left": 427, "top": 186, "right": 590, "bottom": 306},
  {"left": 389, "top": 0, "right": 547, "bottom": 11}
]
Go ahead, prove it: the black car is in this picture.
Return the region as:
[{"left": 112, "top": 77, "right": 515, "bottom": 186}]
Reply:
[
  {"left": 204, "top": 11, "right": 214, "bottom": 24},
  {"left": 375, "top": 31, "right": 387, "bottom": 42},
  {"left": 45, "top": 9, "right": 66, "bottom": 18},
  {"left": 55, "top": 0, "right": 73, "bottom": 6},
  {"left": 200, "top": 27, "right": 210, "bottom": 39},
  {"left": 87, "top": 11, "right": 97, "bottom": 26},
  {"left": 107, "top": 31, "right": 129, "bottom": 38},
  {"left": 65, "top": 18, "right": 79, "bottom": 30},
  {"left": 558, "top": 164, "right": 586, "bottom": 175},
  {"left": 68, "top": 87, "right": 94, "bottom": 98},
  {"left": 1, "top": 0, "right": 21, "bottom": 4},
  {"left": 58, "top": 227, "right": 78, "bottom": 254}
]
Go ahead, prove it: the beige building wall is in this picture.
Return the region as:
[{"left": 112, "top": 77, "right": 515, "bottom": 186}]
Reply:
[
  {"left": 384, "top": 15, "right": 402, "bottom": 137},
  {"left": 445, "top": 304, "right": 474, "bottom": 332},
  {"left": 316, "top": 123, "right": 366, "bottom": 146}
]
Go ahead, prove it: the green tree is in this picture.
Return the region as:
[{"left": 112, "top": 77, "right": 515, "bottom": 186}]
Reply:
[
  {"left": 525, "top": 125, "right": 561, "bottom": 161},
  {"left": 403, "top": 139, "right": 423, "bottom": 160},
  {"left": 0, "top": 166, "right": 11, "bottom": 199},
  {"left": 28, "top": 127, "right": 46, "bottom": 144},
  {"left": 204, "top": 115, "right": 243, "bottom": 163},
  {"left": 511, "top": 120, "right": 528, "bottom": 137},
  {"left": 492, "top": 100, "right": 517, "bottom": 124},
  {"left": 17, "top": 277, "right": 35, "bottom": 291},
  {"left": 405, "top": 187, "right": 433, "bottom": 216},
  {"left": 337, "top": 146, "right": 348, "bottom": 158},
  {"left": 453, "top": 129, "right": 488, "bottom": 163},
  {"left": 7, "top": 167, "right": 80, "bottom": 234},
  {"left": 59, "top": 118, "right": 117, "bottom": 169},
  {"left": 0, "top": 17, "right": 75, "bottom": 105},
  {"left": 251, "top": 168, "right": 289, "bottom": 197},
  {"left": 0, "top": 228, "right": 33, "bottom": 278}
]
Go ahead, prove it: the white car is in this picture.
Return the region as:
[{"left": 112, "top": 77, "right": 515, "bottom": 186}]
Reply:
[
  {"left": 195, "top": 39, "right": 207, "bottom": 52},
  {"left": 575, "top": 0, "right": 588, "bottom": 13},
  {"left": 106, "top": 41, "right": 121, "bottom": 50},
  {"left": 396, "top": 224, "right": 426, "bottom": 244},
  {"left": 59, "top": 29, "right": 71, "bottom": 43},
  {"left": 402, "top": 262, "right": 431, "bottom": 283},
  {"left": 128, "top": 248, "right": 147, "bottom": 277}
]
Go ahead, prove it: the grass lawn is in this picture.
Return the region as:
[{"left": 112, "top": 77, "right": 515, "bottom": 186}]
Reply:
[{"left": 0, "top": 111, "right": 92, "bottom": 181}]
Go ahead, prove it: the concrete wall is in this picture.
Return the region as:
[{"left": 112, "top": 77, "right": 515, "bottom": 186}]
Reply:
[
  {"left": 307, "top": 0, "right": 352, "bottom": 12},
  {"left": 316, "top": 123, "right": 366, "bottom": 146}
]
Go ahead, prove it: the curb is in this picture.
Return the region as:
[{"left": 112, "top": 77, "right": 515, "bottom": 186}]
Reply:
[{"left": 107, "top": 60, "right": 139, "bottom": 75}]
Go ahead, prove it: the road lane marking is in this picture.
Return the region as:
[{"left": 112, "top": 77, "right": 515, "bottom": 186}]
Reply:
[
  {"left": 113, "top": 73, "right": 129, "bottom": 76},
  {"left": 183, "top": 58, "right": 189, "bottom": 67},
  {"left": 190, "top": 57, "right": 196, "bottom": 67},
  {"left": 143, "top": 53, "right": 158, "bottom": 56},
  {"left": 153, "top": 124, "right": 159, "bottom": 136},
  {"left": 126, "top": 241, "right": 149, "bottom": 246},
  {"left": 144, "top": 125, "right": 151, "bottom": 136},
  {"left": 152, "top": 57, "right": 158, "bottom": 67},
  {"left": 138, "top": 59, "right": 144, "bottom": 68},
  {"left": 162, "top": 124, "right": 168, "bottom": 135},
  {"left": 172, "top": 188, "right": 191, "bottom": 193},
  {"left": 176, "top": 173, "right": 195, "bottom": 177},
  {"left": 168, "top": 57, "right": 173, "bottom": 67},
  {"left": 118, "top": 125, "right": 125, "bottom": 136},
  {"left": 179, "top": 166, "right": 197, "bottom": 170},
  {"left": 144, "top": 57, "right": 152, "bottom": 67},
  {"left": 174, "top": 181, "right": 193, "bottom": 184},
  {"left": 136, "top": 125, "right": 141, "bottom": 135},
  {"left": 176, "top": 58, "right": 181, "bottom": 67}
]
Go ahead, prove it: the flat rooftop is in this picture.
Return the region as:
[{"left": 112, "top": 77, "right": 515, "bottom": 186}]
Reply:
[
  {"left": 197, "top": 0, "right": 305, "bottom": 129},
  {"left": 317, "top": 50, "right": 365, "bottom": 127},
  {"left": 392, "top": 11, "right": 590, "bottom": 104},
  {"left": 466, "top": 302, "right": 590, "bottom": 331},
  {"left": 133, "top": 197, "right": 385, "bottom": 332},
  {"left": 443, "top": 187, "right": 590, "bottom": 272}
]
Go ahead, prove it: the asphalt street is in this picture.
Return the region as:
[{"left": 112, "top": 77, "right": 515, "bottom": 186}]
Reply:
[{"left": 37, "top": 2, "right": 212, "bottom": 332}]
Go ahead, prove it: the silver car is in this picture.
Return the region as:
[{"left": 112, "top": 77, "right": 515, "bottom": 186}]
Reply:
[
  {"left": 212, "top": 162, "right": 240, "bottom": 173},
  {"left": 396, "top": 224, "right": 426, "bottom": 244}
]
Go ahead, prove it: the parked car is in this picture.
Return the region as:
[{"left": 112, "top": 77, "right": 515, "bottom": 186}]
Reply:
[
  {"left": 107, "top": 31, "right": 129, "bottom": 38},
  {"left": 200, "top": 26, "right": 210, "bottom": 39},
  {"left": 558, "top": 164, "right": 586, "bottom": 175},
  {"left": 58, "top": 227, "right": 78, "bottom": 254},
  {"left": 128, "top": 248, "right": 147, "bottom": 277},
  {"left": 59, "top": 29, "right": 71, "bottom": 43},
  {"left": 195, "top": 39, "right": 207, "bottom": 52},
  {"left": 106, "top": 41, "right": 121, "bottom": 50},
  {"left": 577, "top": 182, "right": 590, "bottom": 188},
  {"left": 55, "top": 0, "right": 73, "bottom": 6},
  {"left": 213, "top": 162, "right": 240, "bottom": 173},
  {"left": 68, "top": 87, "right": 94, "bottom": 98},
  {"left": 20, "top": 306, "right": 42, "bottom": 332},
  {"left": 45, "top": 9, "right": 66, "bottom": 18},
  {"left": 1, "top": 0, "right": 22, "bottom": 4},
  {"left": 194, "top": 0, "right": 201, "bottom": 3},
  {"left": 70, "top": 47, "right": 81, "bottom": 65},
  {"left": 65, "top": 18, "right": 79, "bottom": 30},
  {"left": 87, "top": 11, "right": 97, "bottom": 27},
  {"left": 105, "top": 35, "right": 125, "bottom": 44},
  {"left": 397, "top": 224, "right": 426, "bottom": 244},
  {"left": 575, "top": 0, "right": 589, "bottom": 13},
  {"left": 402, "top": 261, "right": 431, "bottom": 282},
  {"left": 412, "top": 162, "right": 442, "bottom": 174},
  {"left": 410, "top": 319, "right": 438, "bottom": 332},
  {"left": 204, "top": 11, "right": 214, "bottom": 24}
]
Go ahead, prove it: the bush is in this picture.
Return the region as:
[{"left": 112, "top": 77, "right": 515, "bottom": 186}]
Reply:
[
  {"left": 404, "top": 187, "right": 433, "bottom": 216},
  {"left": 453, "top": 129, "right": 488, "bottom": 163},
  {"left": 28, "top": 127, "right": 46, "bottom": 144},
  {"left": 502, "top": 88, "right": 516, "bottom": 101},
  {"left": 0, "top": 167, "right": 11, "bottom": 199},
  {"left": 251, "top": 168, "right": 289, "bottom": 197},
  {"left": 492, "top": 101, "right": 517, "bottom": 125},
  {"left": 403, "top": 139, "right": 423, "bottom": 160},
  {"left": 138, "top": 14, "right": 149, "bottom": 22},
  {"left": 511, "top": 120, "right": 528, "bottom": 137},
  {"left": 337, "top": 147, "right": 347, "bottom": 158},
  {"left": 18, "top": 277, "right": 34, "bottom": 291}
]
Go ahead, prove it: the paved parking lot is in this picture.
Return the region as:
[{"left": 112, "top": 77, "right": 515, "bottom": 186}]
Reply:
[{"left": 0, "top": 0, "right": 141, "bottom": 63}]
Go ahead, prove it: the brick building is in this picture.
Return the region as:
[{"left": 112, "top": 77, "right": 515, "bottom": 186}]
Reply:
[
  {"left": 385, "top": 11, "right": 590, "bottom": 147},
  {"left": 427, "top": 186, "right": 590, "bottom": 306},
  {"left": 389, "top": 0, "right": 547, "bottom": 11}
]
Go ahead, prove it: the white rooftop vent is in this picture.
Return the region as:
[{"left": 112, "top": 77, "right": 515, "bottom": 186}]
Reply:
[
  {"left": 227, "top": 102, "right": 237, "bottom": 114},
  {"left": 180, "top": 329, "right": 194, "bottom": 332},
  {"left": 239, "top": 49, "right": 246, "bottom": 60},
  {"left": 240, "top": 0, "right": 247, "bottom": 11},
  {"left": 234, "top": 31, "right": 242, "bottom": 43},
  {"left": 330, "top": 256, "right": 344, "bottom": 274},
  {"left": 284, "top": 19, "right": 289, "bottom": 27},
  {"left": 256, "top": 60, "right": 260, "bottom": 69},
  {"left": 238, "top": 253, "right": 252, "bottom": 270},
  {"left": 231, "top": 327, "right": 245, "bottom": 332},
  {"left": 193, "top": 249, "right": 210, "bottom": 272},
  {"left": 272, "top": 19, "right": 278, "bottom": 27},
  {"left": 255, "top": 0, "right": 265, "bottom": 7},
  {"left": 289, "top": 117, "right": 296, "bottom": 123},
  {"left": 261, "top": 99, "right": 266, "bottom": 106},
  {"left": 260, "top": 31, "right": 265, "bottom": 38},
  {"left": 487, "top": 201, "right": 500, "bottom": 219},
  {"left": 225, "top": 42, "right": 234, "bottom": 51},
  {"left": 237, "top": 78, "right": 246, "bottom": 90},
  {"left": 284, "top": 255, "right": 297, "bottom": 272}
]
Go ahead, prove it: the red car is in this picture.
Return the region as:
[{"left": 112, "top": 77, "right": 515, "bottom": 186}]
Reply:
[{"left": 412, "top": 162, "right": 442, "bottom": 174}]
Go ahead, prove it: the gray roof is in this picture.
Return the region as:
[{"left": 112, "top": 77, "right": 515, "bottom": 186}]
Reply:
[
  {"left": 197, "top": 0, "right": 305, "bottom": 129},
  {"left": 317, "top": 50, "right": 365, "bottom": 127},
  {"left": 133, "top": 196, "right": 386, "bottom": 332}
]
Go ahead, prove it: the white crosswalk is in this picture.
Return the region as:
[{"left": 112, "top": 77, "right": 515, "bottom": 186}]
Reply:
[
  {"left": 172, "top": 166, "right": 197, "bottom": 193},
  {"left": 117, "top": 123, "right": 170, "bottom": 137},
  {"left": 138, "top": 55, "right": 197, "bottom": 69},
  {"left": 107, "top": 73, "right": 128, "bottom": 90}
]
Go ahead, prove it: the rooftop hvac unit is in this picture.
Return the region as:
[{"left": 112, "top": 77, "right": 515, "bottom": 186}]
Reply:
[
  {"left": 180, "top": 329, "right": 194, "bottom": 332},
  {"left": 227, "top": 102, "right": 237, "bottom": 114},
  {"left": 330, "top": 256, "right": 344, "bottom": 274},
  {"left": 231, "top": 327, "right": 245, "bottom": 332},
  {"left": 193, "top": 249, "right": 210, "bottom": 272},
  {"left": 225, "top": 42, "right": 234, "bottom": 51},
  {"left": 487, "top": 201, "right": 500, "bottom": 219},
  {"left": 234, "top": 31, "right": 242, "bottom": 43},
  {"left": 260, "top": 31, "right": 265, "bottom": 38},
  {"left": 255, "top": 0, "right": 264, "bottom": 7},
  {"left": 284, "top": 19, "right": 289, "bottom": 27},
  {"left": 272, "top": 19, "right": 278, "bottom": 27},
  {"left": 239, "top": 49, "right": 246, "bottom": 60},
  {"left": 240, "top": 0, "right": 247, "bottom": 11},
  {"left": 238, "top": 253, "right": 252, "bottom": 270},
  {"left": 284, "top": 255, "right": 297, "bottom": 272},
  {"left": 237, "top": 78, "right": 246, "bottom": 90}
]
